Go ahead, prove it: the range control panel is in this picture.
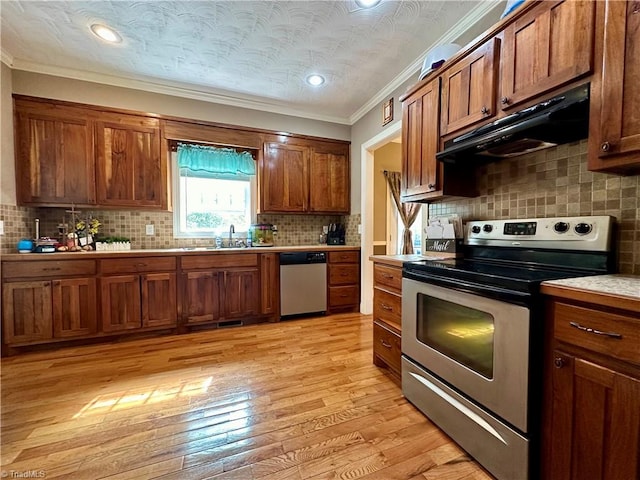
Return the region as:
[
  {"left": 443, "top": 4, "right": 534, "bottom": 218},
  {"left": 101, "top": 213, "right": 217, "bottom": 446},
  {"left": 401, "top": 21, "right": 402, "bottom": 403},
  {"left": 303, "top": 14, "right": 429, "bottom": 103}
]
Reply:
[{"left": 466, "top": 216, "right": 613, "bottom": 252}]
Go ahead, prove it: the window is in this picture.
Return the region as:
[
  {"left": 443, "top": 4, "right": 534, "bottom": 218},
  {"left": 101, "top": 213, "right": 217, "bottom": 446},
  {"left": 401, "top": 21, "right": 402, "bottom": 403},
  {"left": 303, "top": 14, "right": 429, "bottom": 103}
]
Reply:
[{"left": 173, "top": 143, "right": 257, "bottom": 238}]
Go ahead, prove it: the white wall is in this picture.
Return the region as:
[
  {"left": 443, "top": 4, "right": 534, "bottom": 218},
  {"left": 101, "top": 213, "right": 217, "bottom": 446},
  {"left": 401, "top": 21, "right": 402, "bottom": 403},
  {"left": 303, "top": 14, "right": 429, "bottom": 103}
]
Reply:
[{"left": 1, "top": 62, "right": 16, "bottom": 205}]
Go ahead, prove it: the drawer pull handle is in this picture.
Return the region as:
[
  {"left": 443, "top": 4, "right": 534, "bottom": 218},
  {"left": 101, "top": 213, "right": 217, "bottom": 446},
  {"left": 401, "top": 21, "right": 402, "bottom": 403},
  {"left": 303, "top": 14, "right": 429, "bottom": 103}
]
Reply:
[
  {"left": 340, "top": 272, "right": 350, "bottom": 276},
  {"left": 381, "top": 304, "right": 393, "bottom": 311},
  {"left": 569, "top": 321, "right": 622, "bottom": 339},
  {"left": 380, "top": 339, "right": 392, "bottom": 349},
  {"left": 136, "top": 263, "right": 147, "bottom": 267},
  {"left": 382, "top": 274, "right": 394, "bottom": 279},
  {"left": 43, "top": 267, "right": 61, "bottom": 271},
  {"left": 340, "top": 294, "right": 349, "bottom": 298}
]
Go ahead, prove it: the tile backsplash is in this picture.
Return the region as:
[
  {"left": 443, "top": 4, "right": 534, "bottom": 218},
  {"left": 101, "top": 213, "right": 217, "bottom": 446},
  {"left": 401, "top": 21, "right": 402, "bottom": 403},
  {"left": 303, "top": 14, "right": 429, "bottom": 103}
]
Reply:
[
  {"left": 0, "top": 206, "right": 360, "bottom": 253},
  {"left": 429, "top": 140, "right": 640, "bottom": 274}
]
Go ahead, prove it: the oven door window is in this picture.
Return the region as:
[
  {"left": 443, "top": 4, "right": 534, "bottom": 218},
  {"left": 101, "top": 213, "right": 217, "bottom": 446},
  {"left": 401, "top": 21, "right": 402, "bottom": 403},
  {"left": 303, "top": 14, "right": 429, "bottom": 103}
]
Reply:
[{"left": 416, "top": 293, "right": 494, "bottom": 379}]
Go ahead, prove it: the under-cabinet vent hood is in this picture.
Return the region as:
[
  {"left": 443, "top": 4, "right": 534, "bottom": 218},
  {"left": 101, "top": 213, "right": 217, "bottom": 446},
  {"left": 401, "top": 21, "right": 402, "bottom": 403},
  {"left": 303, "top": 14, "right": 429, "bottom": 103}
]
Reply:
[{"left": 436, "top": 83, "right": 590, "bottom": 164}]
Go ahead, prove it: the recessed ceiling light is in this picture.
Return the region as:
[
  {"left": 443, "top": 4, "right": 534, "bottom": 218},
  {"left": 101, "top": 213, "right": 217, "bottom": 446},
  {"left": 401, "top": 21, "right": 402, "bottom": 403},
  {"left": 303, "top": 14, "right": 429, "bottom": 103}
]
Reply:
[
  {"left": 355, "top": 0, "right": 382, "bottom": 8},
  {"left": 90, "top": 24, "right": 122, "bottom": 43},
  {"left": 306, "top": 74, "right": 325, "bottom": 87}
]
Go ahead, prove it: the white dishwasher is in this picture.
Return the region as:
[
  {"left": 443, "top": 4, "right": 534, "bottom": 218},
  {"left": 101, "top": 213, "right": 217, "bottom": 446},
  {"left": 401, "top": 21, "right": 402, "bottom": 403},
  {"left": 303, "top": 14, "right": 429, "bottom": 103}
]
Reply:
[{"left": 279, "top": 252, "right": 327, "bottom": 317}]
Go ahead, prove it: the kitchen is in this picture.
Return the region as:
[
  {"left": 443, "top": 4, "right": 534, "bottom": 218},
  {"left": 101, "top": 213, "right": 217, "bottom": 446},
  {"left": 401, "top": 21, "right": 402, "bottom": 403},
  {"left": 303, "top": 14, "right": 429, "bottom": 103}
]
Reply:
[{"left": 1, "top": 1, "right": 639, "bottom": 479}]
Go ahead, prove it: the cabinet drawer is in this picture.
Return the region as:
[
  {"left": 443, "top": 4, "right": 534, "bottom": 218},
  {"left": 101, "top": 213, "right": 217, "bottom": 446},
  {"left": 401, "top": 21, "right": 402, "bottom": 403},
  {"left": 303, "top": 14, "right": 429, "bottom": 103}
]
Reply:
[
  {"left": 373, "top": 288, "right": 402, "bottom": 330},
  {"left": 328, "top": 251, "right": 359, "bottom": 264},
  {"left": 373, "top": 321, "right": 401, "bottom": 373},
  {"left": 554, "top": 302, "right": 640, "bottom": 365},
  {"left": 373, "top": 264, "right": 402, "bottom": 293},
  {"left": 2, "top": 260, "right": 96, "bottom": 279},
  {"left": 328, "top": 264, "right": 359, "bottom": 285},
  {"left": 181, "top": 253, "right": 258, "bottom": 270},
  {"left": 100, "top": 257, "right": 176, "bottom": 274},
  {"left": 328, "top": 285, "right": 359, "bottom": 307}
]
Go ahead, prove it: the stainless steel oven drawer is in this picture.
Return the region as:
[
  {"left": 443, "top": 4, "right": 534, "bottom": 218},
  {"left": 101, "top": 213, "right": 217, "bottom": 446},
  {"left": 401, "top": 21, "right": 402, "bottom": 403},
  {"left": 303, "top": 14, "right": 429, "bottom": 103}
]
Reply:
[{"left": 402, "top": 356, "right": 529, "bottom": 480}]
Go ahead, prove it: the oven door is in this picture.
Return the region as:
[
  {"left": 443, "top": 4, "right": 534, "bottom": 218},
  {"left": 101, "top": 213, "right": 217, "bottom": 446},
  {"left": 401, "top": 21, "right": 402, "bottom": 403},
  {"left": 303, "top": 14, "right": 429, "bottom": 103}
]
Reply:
[{"left": 402, "top": 277, "right": 530, "bottom": 433}]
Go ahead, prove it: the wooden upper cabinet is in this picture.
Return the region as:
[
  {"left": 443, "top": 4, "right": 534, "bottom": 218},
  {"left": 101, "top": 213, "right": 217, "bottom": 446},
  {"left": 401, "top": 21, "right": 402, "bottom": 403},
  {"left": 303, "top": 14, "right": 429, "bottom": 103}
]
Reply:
[
  {"left": 95, "top": 113, "right": 165, "bottom": 208},
  {"left": 309, "top": 144, "right": 350, "bottom": 214},
  {"left": 14, "top": 99, "right": 95, "bottom": 206},
  {"left": 401, "top": 77, "right": 440, "bottom": 201},
  {"left": 261, "top": 142, "right": 309, "bottom": 213},
  {"left": 589, "top": 0, "right": 640, "bottom": 173},
  {"left": 500, "top": 0, "right": 596, "bottom": 110},
  {"left": 440, "top": 37, "right": 500, "bottom": 136}
]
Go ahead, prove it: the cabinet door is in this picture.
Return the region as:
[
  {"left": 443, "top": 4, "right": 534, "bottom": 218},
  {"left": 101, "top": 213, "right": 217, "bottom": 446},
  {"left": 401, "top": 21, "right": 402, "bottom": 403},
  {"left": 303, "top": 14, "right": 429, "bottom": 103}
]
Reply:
[
  {"left": 260, "top": 253, "right": 279, "bottom": 315},
  {"left": 100, "top": 275, "right": 142, "bottom": 332},
  {"left": 183, "top": 271, "right": 221, "bottom": 324},
  {"left": 141, "top": 273, "right": 177, "bottom": 328},
  {"left": 589, "top": 0, "right": 640, "bottom": 173},
  {"left": 14, "top": 101, "right": 95, "bottom": 206},
  {"left": 261, "top": 142, "right": 308, "bottom": 213},
  {"left": 2, "top": 281, "right": 53, "bottom": 344},
  {"left": 500, "top": 0, "right": 595, "bottom": 110},
  {"left": 308, "top": 145, "right": 350, "bottom": 214},
  {"left": 96, "top": 114, "right": 165, "bottom": 208},
  {"left": 52, "top": 277, "right": 97, "bottom": 338},
  {"left": 440, "top": 37, "right": 499, "bottom": 135},
  {"left": 223, "top": 268, "right": 259, "bottom": 319},
  {"left": 546, "top": 351, "right": 640, "bottom": 479},
  {"left": 401, "top": 77, "right": 440, "bottom": 201}
]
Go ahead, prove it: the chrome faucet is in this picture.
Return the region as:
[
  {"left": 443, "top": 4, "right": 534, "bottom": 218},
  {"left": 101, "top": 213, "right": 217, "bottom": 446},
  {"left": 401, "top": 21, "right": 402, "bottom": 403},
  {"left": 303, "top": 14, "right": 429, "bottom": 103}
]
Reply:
[{"left": 229, "top": 224, "right": 235, "bottom": 245}]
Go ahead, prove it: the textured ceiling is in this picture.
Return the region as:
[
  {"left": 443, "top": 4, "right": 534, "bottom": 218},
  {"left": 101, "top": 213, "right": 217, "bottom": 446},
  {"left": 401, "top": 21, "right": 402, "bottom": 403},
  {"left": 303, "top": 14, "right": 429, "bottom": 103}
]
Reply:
[{"left": 1, "top": 1, "right": 503, "bottom": 124}]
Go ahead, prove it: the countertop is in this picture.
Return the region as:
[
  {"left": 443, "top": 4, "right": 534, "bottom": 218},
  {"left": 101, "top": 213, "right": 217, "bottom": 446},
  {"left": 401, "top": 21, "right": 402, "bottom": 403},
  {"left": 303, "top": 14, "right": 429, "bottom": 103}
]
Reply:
[
  {"left": 541, "top": 274, "right": 640, "bottom": 312},
  {"left": 1, "top": 244, "right": 360, "bottom": 261},
  {"left": 369, "top": 253, "right": 456, "bottom": 268}
]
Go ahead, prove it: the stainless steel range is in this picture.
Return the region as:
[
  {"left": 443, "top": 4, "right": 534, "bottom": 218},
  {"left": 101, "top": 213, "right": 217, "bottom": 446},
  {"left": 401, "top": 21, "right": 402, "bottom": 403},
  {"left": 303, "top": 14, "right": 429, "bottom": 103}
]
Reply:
[{"left": 401, "top": 216, "right": 614, "bottom": 480}]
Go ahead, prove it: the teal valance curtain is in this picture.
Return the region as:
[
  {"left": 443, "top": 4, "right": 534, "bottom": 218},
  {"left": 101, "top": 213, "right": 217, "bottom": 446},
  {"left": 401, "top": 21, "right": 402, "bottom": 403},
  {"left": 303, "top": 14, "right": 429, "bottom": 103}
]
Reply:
[{"left": 177, "top": 143, "right": 256, "bottom": 179}]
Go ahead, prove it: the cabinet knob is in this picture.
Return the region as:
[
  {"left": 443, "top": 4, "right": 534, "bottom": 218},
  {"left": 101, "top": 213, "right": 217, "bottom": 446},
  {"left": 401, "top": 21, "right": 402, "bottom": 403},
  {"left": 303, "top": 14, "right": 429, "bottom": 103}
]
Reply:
[
  {"left": 428, "top": 183, "right": 436, "bottom": 190},
  {"left": 481, "top": 106, "right": 489, "bottom": 115},
  {"left": 601, "top": 142, "right": 611, "bottom": 152},
  {"left": 501, "top": 97, "right": 510, "bottom": 105},
  {"left": 554, "top": 357, "right": 564, "bottom": 369}
]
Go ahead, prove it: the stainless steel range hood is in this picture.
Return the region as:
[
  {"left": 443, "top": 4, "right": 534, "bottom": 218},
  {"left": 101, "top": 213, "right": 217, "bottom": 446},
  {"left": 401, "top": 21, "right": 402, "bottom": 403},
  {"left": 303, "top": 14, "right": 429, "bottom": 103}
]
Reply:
[{"left": 436, "top": 84, "right": 590, "bottom": 164}]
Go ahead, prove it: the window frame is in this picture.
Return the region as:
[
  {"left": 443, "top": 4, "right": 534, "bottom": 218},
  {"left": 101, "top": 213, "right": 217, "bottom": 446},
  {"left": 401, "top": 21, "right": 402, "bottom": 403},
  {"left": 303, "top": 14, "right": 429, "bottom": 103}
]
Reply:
[{"left": 171, "top": 150, "right": 257, "bottom": 239}]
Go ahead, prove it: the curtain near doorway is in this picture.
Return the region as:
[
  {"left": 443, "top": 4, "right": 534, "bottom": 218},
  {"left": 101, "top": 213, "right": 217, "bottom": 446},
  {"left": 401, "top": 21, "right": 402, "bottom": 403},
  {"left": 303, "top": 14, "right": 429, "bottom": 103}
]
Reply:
[{"left": 383, "top": 170, "right": 421, "bottom": 254}]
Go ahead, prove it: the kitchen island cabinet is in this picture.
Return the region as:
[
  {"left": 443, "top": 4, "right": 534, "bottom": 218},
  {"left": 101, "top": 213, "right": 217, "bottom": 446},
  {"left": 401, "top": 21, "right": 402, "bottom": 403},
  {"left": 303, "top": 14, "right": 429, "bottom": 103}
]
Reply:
[{"left": 541, "top": 276, "right": 640, "bottom": 480}]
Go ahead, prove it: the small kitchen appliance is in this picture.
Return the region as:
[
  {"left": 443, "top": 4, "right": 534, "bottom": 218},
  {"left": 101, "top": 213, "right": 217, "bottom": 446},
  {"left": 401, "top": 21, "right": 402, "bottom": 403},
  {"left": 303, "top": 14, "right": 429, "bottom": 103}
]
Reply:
[{"left": 401, "top": 215, "right": 614, "bottom": 480}]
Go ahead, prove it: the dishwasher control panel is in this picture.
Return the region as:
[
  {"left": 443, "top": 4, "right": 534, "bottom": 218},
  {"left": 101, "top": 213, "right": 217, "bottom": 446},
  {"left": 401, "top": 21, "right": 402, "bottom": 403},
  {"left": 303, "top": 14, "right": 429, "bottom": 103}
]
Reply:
[{"left": 280, "top": 252, "right": 327, "bottom": 265}]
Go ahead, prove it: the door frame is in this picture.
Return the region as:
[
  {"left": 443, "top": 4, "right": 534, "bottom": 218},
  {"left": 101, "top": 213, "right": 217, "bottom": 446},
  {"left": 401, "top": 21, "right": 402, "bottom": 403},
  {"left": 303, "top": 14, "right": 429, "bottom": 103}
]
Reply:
[{"left": 359, "top": 120, "right": 402, "bottom": 314}]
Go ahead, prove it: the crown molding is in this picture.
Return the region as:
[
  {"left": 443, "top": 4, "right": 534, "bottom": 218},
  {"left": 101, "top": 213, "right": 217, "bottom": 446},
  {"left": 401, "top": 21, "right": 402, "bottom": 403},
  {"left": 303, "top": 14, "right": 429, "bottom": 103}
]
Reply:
[
  {"left": 1, "top": 48, "right": 14, "bottom": 67},
  {"left": 10, "top": 58, "right": 352, "bottom": 125},
  {"left": 348, "top": 0, "right": 504, "bottom": 124}
]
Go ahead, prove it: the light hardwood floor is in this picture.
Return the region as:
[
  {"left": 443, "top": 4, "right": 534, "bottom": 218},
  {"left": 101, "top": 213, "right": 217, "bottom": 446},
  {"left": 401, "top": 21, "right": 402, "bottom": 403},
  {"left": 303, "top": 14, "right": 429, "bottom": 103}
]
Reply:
[{"left": 1, "top": 313, "right": 494, "bottom": 480}]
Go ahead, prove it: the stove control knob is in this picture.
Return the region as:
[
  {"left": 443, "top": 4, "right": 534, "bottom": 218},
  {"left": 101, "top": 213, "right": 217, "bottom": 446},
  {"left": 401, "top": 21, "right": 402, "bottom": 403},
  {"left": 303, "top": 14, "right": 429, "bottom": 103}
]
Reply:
[
  {"left": 574, "top": 223, "right": 592, "bottom": 235},
  {"left": 471, "top": 225, "right": 481, "bottom": 234},
  {"left": 482, "top": 224, "right": 493, "bottom": 233},
  {"left": 554, "top": 222, "right": 569, "bottom": 233}
]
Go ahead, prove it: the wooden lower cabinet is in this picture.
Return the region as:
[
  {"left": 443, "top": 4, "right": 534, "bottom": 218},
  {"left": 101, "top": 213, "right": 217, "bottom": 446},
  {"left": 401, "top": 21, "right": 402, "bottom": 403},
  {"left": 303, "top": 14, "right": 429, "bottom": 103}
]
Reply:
[
  {"left": 99, "top": 257, "right": 177, "bottom": 332},
  {"left": 327, "top": 250, "right": 360, "bottom": 313},
  {"left": 181, "top": 254, "right": 260, "bottom": 326},
  {"left": 541, "top": 293, "right": 640, "bottom": 480},
  {"left": 260, "top": 253, "right": 279, "bottom": 317},
  {"left": 371, "top": 261, "right": 403, "bottom": 380},
  {"left": 2, "top": 259, "right": 98, "bottom": 347}
]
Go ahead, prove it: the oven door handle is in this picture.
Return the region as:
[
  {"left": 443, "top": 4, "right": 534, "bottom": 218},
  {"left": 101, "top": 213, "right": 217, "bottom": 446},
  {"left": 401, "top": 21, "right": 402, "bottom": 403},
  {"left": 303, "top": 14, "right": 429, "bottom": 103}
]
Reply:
[{"left": 404, "top": 271, "right": 532, "bottom": 304}]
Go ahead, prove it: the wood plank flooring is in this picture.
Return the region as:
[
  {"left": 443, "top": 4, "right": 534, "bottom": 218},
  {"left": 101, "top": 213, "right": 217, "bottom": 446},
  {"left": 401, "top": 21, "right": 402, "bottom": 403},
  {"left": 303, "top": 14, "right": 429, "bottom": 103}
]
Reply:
[{"left": 1, "top": 313, "right": 495, "bottom": 480}]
